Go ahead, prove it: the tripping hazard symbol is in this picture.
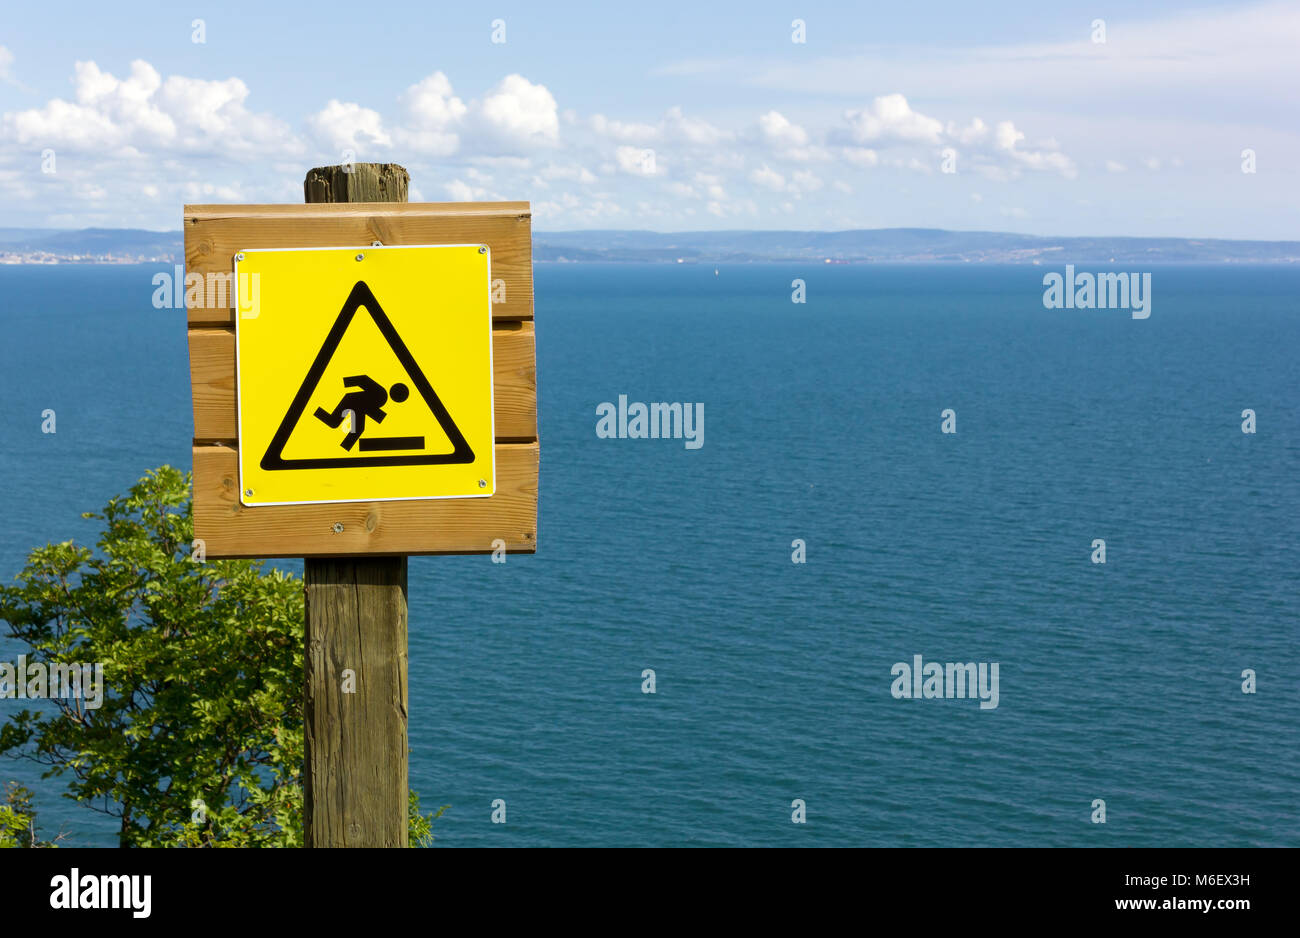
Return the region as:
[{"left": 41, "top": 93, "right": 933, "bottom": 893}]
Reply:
[
  {"left": 234, "top": 244, "right": 495, "bottom": 506},
  {"left": 262, "top": 280, "right": 474, "bottom": 469}
]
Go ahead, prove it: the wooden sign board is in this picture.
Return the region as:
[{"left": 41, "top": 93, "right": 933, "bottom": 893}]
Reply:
[{"left": 184, "top": 202, "right": 538, "bottom": 559}]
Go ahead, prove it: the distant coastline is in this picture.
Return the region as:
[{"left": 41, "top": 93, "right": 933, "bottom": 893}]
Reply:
[{"left": 1, "top": 226, "right": 1297, "bottom": 266}]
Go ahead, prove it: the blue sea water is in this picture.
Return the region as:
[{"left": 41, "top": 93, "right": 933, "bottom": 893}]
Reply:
[{"left": 0, "top": 262, "right": 1297, "bottom": 847}]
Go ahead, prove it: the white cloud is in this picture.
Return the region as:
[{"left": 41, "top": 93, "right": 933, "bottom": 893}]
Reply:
[
  {"left": 468, "top": 155, "right": 531, "bottom": 169},
  {"left": 478, "top": 74, "right": 558, "bottom": 145},
  {"left": 842, "top": 146, "right": 879, "bottom": 168},
  {"left": 951, "top": 119, "right": 1076, "bottom": 179},
  {"left": 749, "top": 165, "right": 785, "bottom": 190},
  {"left": 758, "top": 110, "right": 808, "bottom": 148},
  {"left": 540, "top": 163, "right": 597, "bottom": 184},
  {"left": 663, "top": 105, "right": 730, "bottom": 146},
  {"left": 182, "top": 181, "right": 251, "bottom": 202},
  {"left": 590, "top": 105, "right": 729, "bottom": 147},
  {"left": 445, "top": 179, "right": 477, "bottom": 200},
  {"left": 0, "top": 16, "right": 1274, "bottom": 235},
  {"left": 845, "top": 94, "right": 943, "bottom": 145},
  {"left": 532, "top": 189, "right": 624, "bottom": 225},
  {"left": 946, "top": 118, "right": 988, "bottom": 145},
  {"left": 791, "top": 169, "right": 822, "bottom": 193},
  {"left": 309, "top": 99, "right": 391, "bottom": 154},
  {"left": 7, "top": 96, "right": 117, "bottom": 149},
  {"left": 3, "top": 59, "right": 299, "bottom": 156},
  {"left": 741, "top": 2, "right": 1300, "bottom": 125},
  {"left": 444, "top": 175, "right": 505, "bottom": 201},
  {"left": 994, "top": 121, "right": 1023, "bottom": 152},
  {"left": 890, "top": 155, "right": 933, "bottom": 174},
  {"left": 344, "top": 71, "right": 557, "bottom": 157},
  {"left": 397, "top": 71, "right": 466, "bottom": 155},
  {"left": 615, "top": 145, "right": 659, "bottom": 176},
  {"left": 693, "top": 172, "right": 727, "bottom": 200},
  {"left": 590, "top": 114, "right": 658, "bottom": 143},
  {"left": 636, "top": 2, "right": 1299, "bottom": 232},
  {"left": 754, "top": 109, "right": 826, "bottom": 161},
  {"left": 158, "top": 73, "right": 286, "bottom": 149},
  {"left": 405, "top": 72, "right": 467, "bottom": 127}
]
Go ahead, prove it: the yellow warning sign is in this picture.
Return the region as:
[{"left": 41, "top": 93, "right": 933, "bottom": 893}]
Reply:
[{"left": 234, "top": 244, "right": 495, "bottom": 506}]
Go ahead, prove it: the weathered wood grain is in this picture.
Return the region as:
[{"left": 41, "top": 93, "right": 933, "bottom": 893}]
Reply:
[
  {"left": 192, "top": 441, "right": 539, "bottom": 558},
  {"left": 182, "top": 201, "right": 533, "bottom": 325},
  {"left": 187, "top": 327, "right": 237, "bottom": 441},
  {"left": 301, "top": 161, "right": 408, "bottom": 850},
  {"left": 305, "top": 163, "right": 409, "bottom": 203},
  {"left": 188, "top": 321, "right": 537, "bottom": 443},
  {"left": 304, "top": 555, "right": 408, "bottom": 848}
]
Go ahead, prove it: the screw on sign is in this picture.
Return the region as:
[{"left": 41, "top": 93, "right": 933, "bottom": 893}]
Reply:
[{"left": 183, "top": 162, "right": 539, "bottom": 846}]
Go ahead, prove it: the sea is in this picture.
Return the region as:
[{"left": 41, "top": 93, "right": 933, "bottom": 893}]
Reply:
[{"left": 0, "top": 262, "right": 1297, "bottom": 847}]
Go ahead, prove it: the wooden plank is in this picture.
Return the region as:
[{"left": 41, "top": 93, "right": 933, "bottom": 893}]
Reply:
[
  {"left": 188, "top": 327, "right": 236, "bottom": 441},
  {"left": 189, "top": 201, "right": 530, "bottom": 217},
  {"left": 304, "top": 555, "right": 408, "bottom": 848},
  {"left": 183, "top": 202, "right": 532, "bottom": 325},
  {"left": 300, "top": 161, "right": 408, "bottom": 851},
  {"left": 192, "top": 442, "right": 539, "bottom": 558},
  {"left": 490, "top": 320, "right": 538, "bottom": 441},
  {"left": 188, "top": 321, "right": 537, "bottom": 443}
]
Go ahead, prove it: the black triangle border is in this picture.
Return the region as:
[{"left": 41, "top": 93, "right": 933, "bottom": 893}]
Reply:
[{"left": 259, "top": 280, "right": 475, "bottom": 470}]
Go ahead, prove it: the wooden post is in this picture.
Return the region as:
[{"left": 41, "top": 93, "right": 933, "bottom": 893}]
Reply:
[
  {"left": 185, "top": 166, "right": 536, "bottom": 837},
  {"left": 303, "top": 162, "right": 410, "bottom": 847}
]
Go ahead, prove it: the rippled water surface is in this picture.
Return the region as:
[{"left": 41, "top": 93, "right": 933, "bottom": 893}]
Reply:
[{"left": 1, "top": 263, "right": 1296, "bottom": 846}]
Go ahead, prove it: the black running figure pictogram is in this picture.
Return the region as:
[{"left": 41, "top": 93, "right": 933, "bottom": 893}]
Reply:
[{"left": 314, "top": 375, "right": 410, "bottom": 450}]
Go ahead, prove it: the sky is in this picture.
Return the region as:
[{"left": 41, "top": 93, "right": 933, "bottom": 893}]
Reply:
[{"left": 0, "top": 0, "right": 1296, "bottom": 237}]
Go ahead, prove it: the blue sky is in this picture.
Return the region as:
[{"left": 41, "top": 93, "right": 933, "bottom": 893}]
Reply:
[{"left": 1, "top": 0, "right": 1296, "bottom": 236}]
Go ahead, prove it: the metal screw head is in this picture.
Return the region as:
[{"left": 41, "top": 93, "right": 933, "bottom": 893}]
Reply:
[
  {"left": 235, "top": 253, "right": 245, "bottom": 262},
  {"left": 478, "top": 245, "right": 487, "bottom": 254},
  {"left": 355, "top": 253, "right": 364, "bottom": 261},
  {"left": 332, "top": 522, "right": 344, "bottom": 533},
  {"left": 244, "top": 488, "right": 253, "bottom": 497},
  {"left": 478, "top": 479, "right": 487, "bottom": 488}
]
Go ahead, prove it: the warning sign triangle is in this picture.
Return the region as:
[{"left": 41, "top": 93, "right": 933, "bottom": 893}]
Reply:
[{"left": 260, "top": 281, "right": 474, "bottom": 470}]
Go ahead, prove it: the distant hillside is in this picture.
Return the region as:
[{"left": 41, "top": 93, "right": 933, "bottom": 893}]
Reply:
[
  {"left": 2, "top": 226, "right": 1297, "bottom": 264},
  {"left": 0, "top": 228, "right": 72, "bottom": 244},
  {"left": 0, "top": 228, "right": 181, "bottom": 261},
  {"left": 533, "top": 229, "right": 1300, "bottom": 264}
]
